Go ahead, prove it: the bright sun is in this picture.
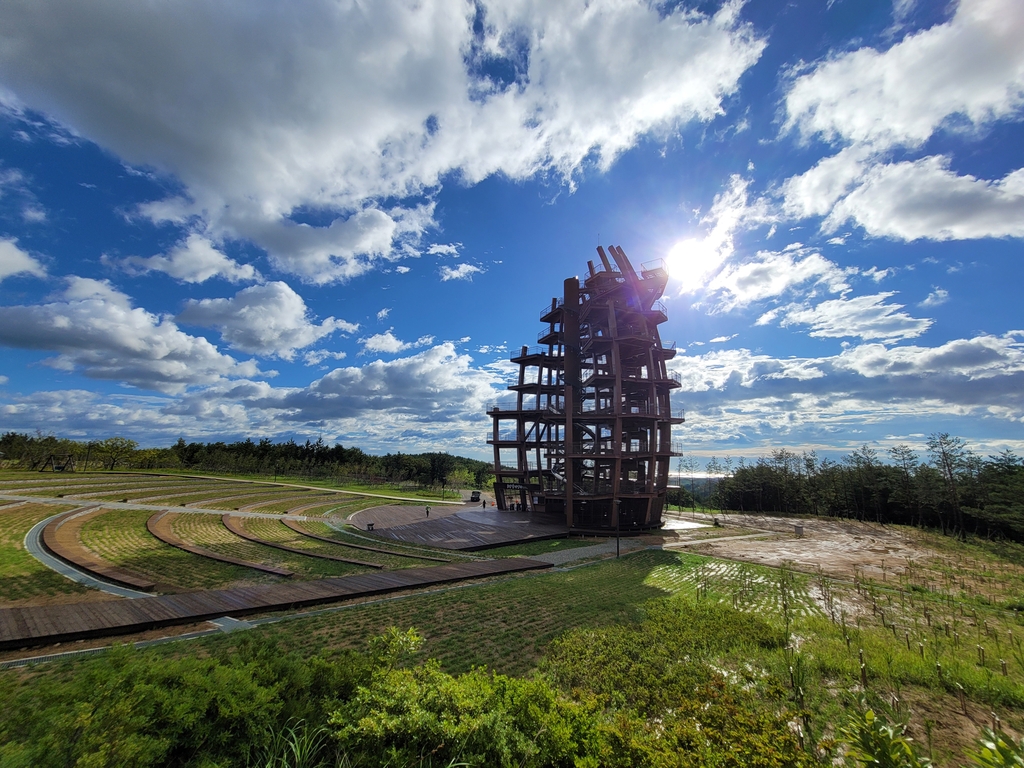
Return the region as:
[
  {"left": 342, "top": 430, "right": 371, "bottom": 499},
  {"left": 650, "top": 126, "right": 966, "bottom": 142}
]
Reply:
[{"left": 665, "top": 237, "right": 724, "bottom": 293}]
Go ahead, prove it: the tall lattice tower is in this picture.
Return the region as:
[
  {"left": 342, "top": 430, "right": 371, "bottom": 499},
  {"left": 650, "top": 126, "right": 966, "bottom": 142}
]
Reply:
[{"left": 488, "top": 245, "right": 683, "bottom": 532}]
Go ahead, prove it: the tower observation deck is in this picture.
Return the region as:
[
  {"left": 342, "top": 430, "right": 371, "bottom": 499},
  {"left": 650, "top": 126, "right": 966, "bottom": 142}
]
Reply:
[{"left": 487, "top": 245, "right": 684, "bottom": 532}]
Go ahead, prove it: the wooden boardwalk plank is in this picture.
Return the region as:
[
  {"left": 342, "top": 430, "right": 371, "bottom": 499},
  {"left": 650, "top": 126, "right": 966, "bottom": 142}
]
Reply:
[
  {"left": 146, "top": 511, "right": 294, "bottom": 577},
  {"left": 0, "top": 558, "right": 552, "bottom": 651}
]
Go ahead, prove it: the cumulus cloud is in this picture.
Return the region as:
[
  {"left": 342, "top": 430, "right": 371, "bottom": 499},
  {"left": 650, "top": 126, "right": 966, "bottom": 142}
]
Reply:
[
  {"left": 919, "top": 287, "right": 949, "bottom": 307},
  {"left": 668, "top": 333, "right": 1024, "bottom": 447},
  {"left": 705, "top": 249, "right": 853, "bottom": 312},
  {"left": 0, "top": 277, "right": 258, "bottom": 392},
  {"left": 376, "top": 307, "right": 391, "bottom": 321},
  {"left": 784, "top": 0, "right": 1024, "bottom": 151},
  {"left": 427, "top": 243, "right": 461, "bottom": 257},
  {"left": 394, "top": 266, "right": 411, "bottom": 274},
  {"left": 118, "top": 233, "right": 259, "bottom": 283},
  {"left": 0, "top": 341, "right": 506, "bottom": 452},
  {"left": 780, "top": 0, "right": 1024, "bottom": 241},
  {"left": 823, "top": 158, "right": 1024, "bottom": 240},
  {"left": 302, "top": 349, "right": 347, "bottom": 366},
  {"left": 0, "top": 0, "right": 765, "bottom": 283},
  {"left": 439, "top": 263, "right": 482, "bottom": 281},
  {"left": 178, "top": 281, "right": 357, "bottom": 360},
  {"left": 0, "top": 237, "right": 45, "bottom": 281},
  {"left": 359, "top": 329, "right": 434, "bottom": 355},
  {"left": 775, "top": 292, "right": 933, "bottom": 342}
]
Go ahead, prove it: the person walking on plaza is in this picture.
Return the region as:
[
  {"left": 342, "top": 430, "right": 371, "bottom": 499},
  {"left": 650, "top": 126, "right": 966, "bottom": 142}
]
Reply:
[{"left": 426, "top": 505, "right": 430, "bottom": 517}]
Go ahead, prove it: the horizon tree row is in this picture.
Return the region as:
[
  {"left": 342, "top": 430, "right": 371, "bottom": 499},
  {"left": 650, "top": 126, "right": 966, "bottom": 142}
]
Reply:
[
  {"left": 0, "top": 432, "right": 493, "bottom": 491},
  {"left": 689, "top": 433, "right": 1024, "bottom": 541}
]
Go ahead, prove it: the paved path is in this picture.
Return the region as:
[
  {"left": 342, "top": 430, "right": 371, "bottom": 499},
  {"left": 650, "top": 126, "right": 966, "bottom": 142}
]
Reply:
[
  {"left": 24, "top": 510, "right": 152, "bottom": 599},
  {"left": 529, "top": 538, "right": 647, "bottom": 565}
]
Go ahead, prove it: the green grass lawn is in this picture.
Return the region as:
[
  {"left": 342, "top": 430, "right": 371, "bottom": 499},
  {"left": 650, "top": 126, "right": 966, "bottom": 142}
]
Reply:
[
  {"left": 171, "top": 512, "right": 372, "bottom": 579},
  {"left": 240, "top": 517, "right": 436, "bottom": 570},
  {"left": 78, "top": 507, "right": 273, "bottom": 591},
  {"left": 0, "top": 502, "right": 89, "bottom": 604},
  {"left": 478, "top": 537, "right": 597, "bottom": 558}
]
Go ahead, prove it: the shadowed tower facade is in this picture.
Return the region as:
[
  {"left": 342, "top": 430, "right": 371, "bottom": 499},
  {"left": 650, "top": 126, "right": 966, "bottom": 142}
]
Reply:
[{"left": 488, "top": 245, "right": 683, "bottom": 532}]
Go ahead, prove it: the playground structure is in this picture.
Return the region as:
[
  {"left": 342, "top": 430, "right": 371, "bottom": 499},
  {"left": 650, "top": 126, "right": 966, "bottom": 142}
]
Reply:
[{"left": 488, "top": 246, "right": 683, "bottom": 532}]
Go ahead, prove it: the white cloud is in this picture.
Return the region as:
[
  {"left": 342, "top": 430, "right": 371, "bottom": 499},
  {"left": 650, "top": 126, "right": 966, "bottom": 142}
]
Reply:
[
  {"left": 780, "top": 0, "right": 1024, "bottom": 242},
  {"left": 119, "top": 233, "right": 259, "bottom": 283},
  {"left": 439, "top": 263, "right": 482, "bottom": 281},
  {"left": 0, "top": 375, "right": 7, "bottom": 385},
  {"left": 705, "top": 249, "right": 853, "bottom": 311},
  {"left": 0, "top": 237, "right": 45, "bottom": 280},
  {"left": 0, "top": 0, "right": 765, "bottom": 283},
  {"left": 359, "top": 329, "right": 434, "bottom": 355},
  {"left": 824, "top": 157, "right": 1024, "bottom": 240},
  {"left": 668, "top": 334, "right": 1024, "bottom": 447},
  {"left": 302, "top": 349, "right": 347, "bottom": 366},
  {"left": 0, "top": 277, "right": 258, "bottom": 393},
  {"left": 776, "top": 292, "right": 933, "bottom": 342},
  {"left": 781, "top": 145, "right": 872, "bottom": 219},
  {"left": 862, "top": 267, "right": 892, "bottom": 282},
  {"left": 376, "top": 307, "right": 391, "bottom": 321},
  {"left": 394, "top": 266, "right": 411, "bottom": 274},
  {"left": 919, "top": 287, "right": 949, "bottom": 307},
  {"left": 427, "top": 243, "right": 461, "bottom": 257},
  {"left": 21, "top": 204, "right": 46, "bottom": 222},
  {"left": 709, "top": 335, "right": 737, "bottom": 343},
  {"left": 835, "top": 334, "right": 1024, "bottom": 379},
  {"left": 178, "top": 281, "right": 356, "bottom": 360},
  {"left": 785, "top": 0, "right": 1024, "bottom": 151}
]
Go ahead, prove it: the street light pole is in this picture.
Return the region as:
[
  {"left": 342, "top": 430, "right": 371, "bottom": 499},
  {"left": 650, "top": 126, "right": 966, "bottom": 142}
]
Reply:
[{"left": 615, "top": 500, "right": 620, "bottom": 558}]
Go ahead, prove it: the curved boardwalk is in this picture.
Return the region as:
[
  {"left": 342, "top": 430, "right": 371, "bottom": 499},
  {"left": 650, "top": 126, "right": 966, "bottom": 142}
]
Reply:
[
  {"left": 147, "top": 512, "right": 293, "bottom": 577},
  {"left": 282, "top": 518, "right": 449, "bottom": 562},
  {"left": 41, "top": 508, "right": 157, "bottom": 592},
  {"left": 0, "top": 557, "right": 552, "bottom": 651},
  {"left": 221, "top": 515, "right": 383, "bottom": 569}
]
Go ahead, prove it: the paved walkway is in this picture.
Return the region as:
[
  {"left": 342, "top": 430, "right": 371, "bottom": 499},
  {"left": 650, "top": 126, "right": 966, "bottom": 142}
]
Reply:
[
  {"left": 529, "top": 538, "right": 647, "bottom": 565},
  {"left": 24, "top": 510, "right": 152, "bottom": 599}
]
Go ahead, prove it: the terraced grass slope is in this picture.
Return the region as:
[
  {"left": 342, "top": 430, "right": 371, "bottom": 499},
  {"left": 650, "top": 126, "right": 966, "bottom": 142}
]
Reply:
[
  {"left": 0, "top": 502, "right": 89, "bottom": 605},
  {"left": 170, "top": 513, "right": 370, "bottom": 579},
  {"left": 78, "top": 507, "right": 274, "bottom": 591}
]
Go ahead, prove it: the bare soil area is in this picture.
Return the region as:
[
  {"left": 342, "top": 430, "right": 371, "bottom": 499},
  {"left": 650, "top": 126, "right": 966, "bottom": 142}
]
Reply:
[{"left": 688, "top": 514, "right": 947, "bottom": 583}]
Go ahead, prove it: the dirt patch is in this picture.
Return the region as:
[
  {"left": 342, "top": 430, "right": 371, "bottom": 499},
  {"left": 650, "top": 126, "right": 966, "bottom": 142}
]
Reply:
[{"left": 690, "top": 516, "right": 947, "bottom": 584}]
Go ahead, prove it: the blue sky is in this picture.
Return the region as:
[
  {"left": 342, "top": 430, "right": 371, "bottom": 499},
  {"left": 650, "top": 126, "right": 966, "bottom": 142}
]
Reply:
[{"left": 0, "top": 0, "right": 1022, "bottom": 464}]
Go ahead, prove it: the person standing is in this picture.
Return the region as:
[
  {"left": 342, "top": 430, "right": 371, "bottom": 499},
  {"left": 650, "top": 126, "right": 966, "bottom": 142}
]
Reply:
[{"left": 426, "top": 505, "right": 430, "bottom": 517}]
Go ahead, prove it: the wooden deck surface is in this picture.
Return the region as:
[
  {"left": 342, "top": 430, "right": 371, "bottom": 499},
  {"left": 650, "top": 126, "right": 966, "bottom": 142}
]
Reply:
[
  {"left": 0, "top": 557, "right": 552, "bottom": 650},
  {"left": 281, "top": 518, "right": 449, "bottom": 562},
  {"left": 221, "top": 514, "right": 383, "bottom": 569},
  {"left": 41, "top": 507, "right": 158, "bottom": 591},
  {"left": 147, "top": 511, "right": 294, "bottom": 577},
  {"left": 354, "top": 506, "right": 569, "bottom": 551}
]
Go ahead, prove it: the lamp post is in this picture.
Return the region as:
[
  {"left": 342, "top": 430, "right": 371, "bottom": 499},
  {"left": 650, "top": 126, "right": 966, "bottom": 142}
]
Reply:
[{"left": 615, "top": 499, "right": 620, "bottom": 558}]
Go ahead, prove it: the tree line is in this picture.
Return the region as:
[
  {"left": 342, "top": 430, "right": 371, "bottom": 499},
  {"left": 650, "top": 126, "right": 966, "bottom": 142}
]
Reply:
[
  {"left": 0, "top": 432, "right": 494, "bottom": 491},
  {"left": 683, "top": 433, "right": 1024, "bottom": 542}
]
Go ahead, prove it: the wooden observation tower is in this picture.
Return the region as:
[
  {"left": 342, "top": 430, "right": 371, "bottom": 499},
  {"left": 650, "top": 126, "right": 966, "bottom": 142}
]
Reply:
[{"left": 488, "top": 245, "right": 683, "bottom": 532}]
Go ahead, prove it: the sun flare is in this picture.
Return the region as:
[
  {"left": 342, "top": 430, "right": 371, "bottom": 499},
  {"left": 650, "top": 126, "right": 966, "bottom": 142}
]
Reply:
[{"left": 665, "top": 237, "right": 724, "bottom": 293}]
